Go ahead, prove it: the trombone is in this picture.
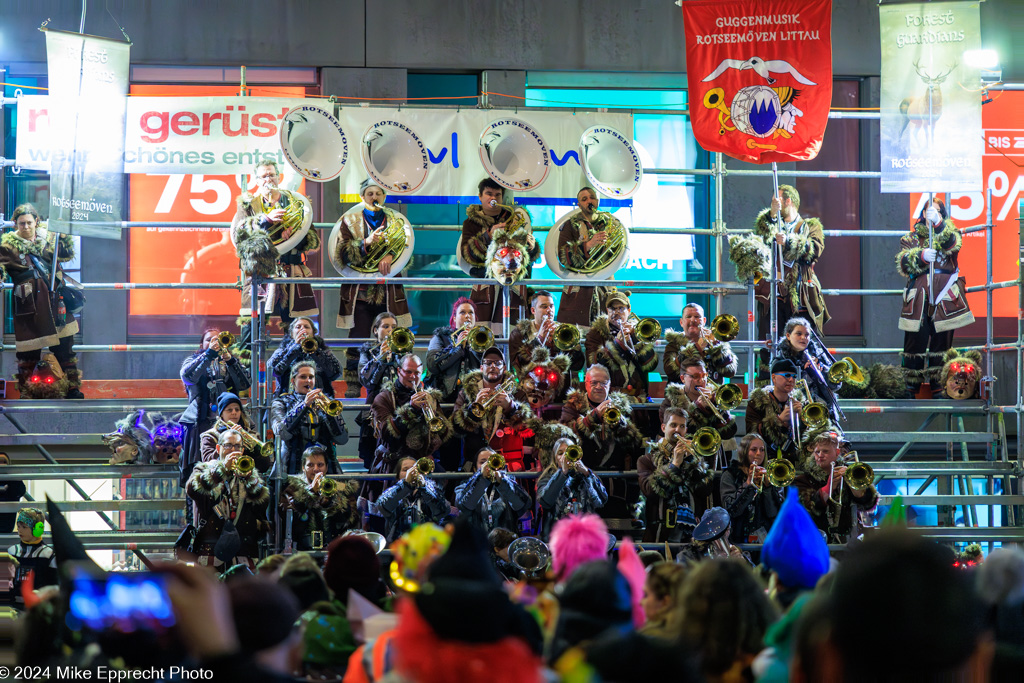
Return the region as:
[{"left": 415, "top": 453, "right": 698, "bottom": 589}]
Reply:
[
  {"left": 452, "top": 324, "right": 495, "bottom": 353},
  {"left": 371, "top": 327, "right": 414, "bottom": 361},
  {"left": 798, "top": 380, "right": 829, "bottom": 429},
  {"left": 538, "top": 315, "right": 581, "bottom": 351},
  {"left": 213, "top": 418, "right": 274, "bottom": 459},
  {"left": 470, "top": 377, "right": 518, "bottom": 419},
  {"left": 832, "top": 452, "right": 874, "bottom": 506},
  {"left": 625, "top": 312, "right": 662, "bottom": 343}
]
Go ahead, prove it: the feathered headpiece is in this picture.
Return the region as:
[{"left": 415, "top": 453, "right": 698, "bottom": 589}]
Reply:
[{"left": 550, "top": 513, "right": 611, "bottom": 581}]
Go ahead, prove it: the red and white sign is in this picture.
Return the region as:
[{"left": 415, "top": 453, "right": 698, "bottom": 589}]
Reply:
[{"left": 682, "top": 0, "right": 833, "bottom": 164}]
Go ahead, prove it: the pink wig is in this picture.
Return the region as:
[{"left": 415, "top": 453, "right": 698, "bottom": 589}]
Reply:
[
  {"left": 550, "top": 513, "right": 609, "bottom": 581},
  {"left": 617, "top": 538, "right": 647, "bottom": 628},
  {"left": 449, "top": 297, "right": 477, "bottom": 330}
]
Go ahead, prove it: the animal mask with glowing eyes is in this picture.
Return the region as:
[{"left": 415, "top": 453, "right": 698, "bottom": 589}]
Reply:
[
  {"left": 486, "top": 226, "right": 533, "bottom": 286},
  {"left": 519, "top": 346, "right": 572, "bottom": 410},
  {"left": 940, "top": 349, "right": 983, "bottom": 400}
]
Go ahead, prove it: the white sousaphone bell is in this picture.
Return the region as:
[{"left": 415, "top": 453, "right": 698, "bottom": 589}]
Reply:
[
  {"left": 328, "top": 118, "right": 418, "bottom": 277},
  {"left": 360, "top": 120, "right": 430, "bottom": 195},
  {"left": 544, "top": 125, "right": 638, "bottom": 281},
  {"left": 478, "top": 117, "right": 552, "bottom": 191}
]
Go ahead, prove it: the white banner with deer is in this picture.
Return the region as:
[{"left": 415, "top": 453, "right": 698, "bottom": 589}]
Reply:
[{"left": 879, "top": 1, "right": 983, "bottom": 193}]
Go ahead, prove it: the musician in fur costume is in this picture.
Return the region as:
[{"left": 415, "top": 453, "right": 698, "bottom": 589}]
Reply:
[
  {"left": 939, "top": 348, "right": 983, "bottom": 400},
  {"left": 280, "top": 446, "right": 360, "bottom": 551},
  {"left": 744, "top": 358, "right": 810, "bottom": 462},
  {"left": 637, "top": 407, "right": 715, "bottom": 543},
  {"left": 793, "top": 430, "right": 878, "bottom": 544},
  {"left": 751, "top": 185, "right": 830, "bottom": 342},
  {"left": 231, "top": 159, "right": 319, "bottom": 329},
  {"left": 452, "top": 347, "right": 534, "bottom": 472},
  {"left": 554, "top": 187, "right": 623, "bottom": 326},
  {"left": 461, "top": 178, "right": 538, "bottom": 327},
  {"left": 660, "top": 359, "right": 739, "bottom": 444},
  {"left": 508, "top": 290, "right": 585, "bottom": 378},
  {"left": 584, "top": 289, "right": 658, "bottom": 403},
  {"left": 1, "top": 204, "right": 83, "bottom": 398},
  {"left": 662, "top": 303, "right": 739, "bottom": 385},
  {"left": 370, "top": 355, "right": 453, "bottom": 491},
  {"left": 897, "top": 199, "right": 975, "bottom": 394},
  {"left": 185, "top": 429, "right": 270, "bottom": 570}
]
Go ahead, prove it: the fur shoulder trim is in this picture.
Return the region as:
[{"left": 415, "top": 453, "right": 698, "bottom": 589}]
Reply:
[
  {"left": 590, "top": 315, "right": 611, "bottom": 338},
  {"left": 663, "top": 329, "right": 686, "bottom": 349},
  {"left": 564, "top": 387, "right": 588, "bottom": 413},
  {"left": 465, "top": 204, "right": 493, "bottom": 228},
  {"left": 662, "top": 383, "right": 691, "bottom": 410}
]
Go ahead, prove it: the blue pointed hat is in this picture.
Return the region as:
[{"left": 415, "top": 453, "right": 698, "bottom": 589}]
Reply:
[{"left": 761, "top": 487, "right": 830, "bottom": 589}]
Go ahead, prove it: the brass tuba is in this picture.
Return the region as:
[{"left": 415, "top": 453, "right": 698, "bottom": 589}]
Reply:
[
  {"left": 254, "top": 190, "right": 313, "bottom": 253},
  {"left": 329, "top": 204, "right": 416, "bottom": 278},
  {"left": 578, "top": 219, "right": 628, "bottom": 275}
]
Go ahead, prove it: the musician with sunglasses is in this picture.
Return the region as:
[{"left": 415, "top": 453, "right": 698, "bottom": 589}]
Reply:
[
  {"left": 584, "top": 288, "right": 658, "bottom": 402},
  {"left": 509, "top": 290, "right": 584, "bottom": 378},
  {"left": 744, "top": 358, "right": 808, "bottom": 463},
  {"left": 232, "top": 159, "right": 319, "bottom": 332},
  {"left": 660, "top": 358, "right": 738, "bottom": 445},
  {"left": 452, "top": 347, "right": 532, "bottom": 473},
  {"left": 793, "top": 431, "right": 877, "bottom": 544}
]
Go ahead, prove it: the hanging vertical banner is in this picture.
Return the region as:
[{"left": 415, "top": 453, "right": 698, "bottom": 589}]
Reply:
[
  {"left": 44, "top": 29, "right": 130, "bottom": 239},
  {"left": 879, "top": 1, "right": 982, "bottom": 193},
  {"left": 681, "top": 0, "right": 833, "bottom": 164}
]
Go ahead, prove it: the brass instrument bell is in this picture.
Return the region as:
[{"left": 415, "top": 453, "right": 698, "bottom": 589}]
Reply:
[
  {"left": 710, "top": 313, "right": 740, "bottom": 342},
  {"left": 603, "top": 406, "right": 622, "bottom": 425},
  {"left": 469, "top": 377, "right": 517, "bottom": 419},
  {"left": 801, "top": 402, "right": 829, "bottom": 429},
  {"left": 415, "top": 457, "right": 435, "bottom": 475},
  {"left": 766, "top": 457, "right": 796, "bottom": 488},
  {"left": 627, "top": 313, "right": 662, "bottom": 342},
  {"left": 553, "top": 323, "right": 581, "bottom": 351},
  {"left": 300, "top": 336, "right": 319, "bottom": 354},
  {"left": 310, "top": 393, "right": 344, "bottom": 417},
  {"left": 319, "top": 477, "right": 338, "bottom": 496},
  {"left": 216, "top": 331, "right": 235, "bottom": 348},
  {"left": 231, "top": 454, "right": 255, "bottom": 476},
  {"left": 564, "top": 444, "right": 583, "bottom": 463},
  {"left": 693, "top": 427, "right": 722, "bottom": 457},
  {"left": 486, "top": 452, "right": 506, "bottom": 474}
]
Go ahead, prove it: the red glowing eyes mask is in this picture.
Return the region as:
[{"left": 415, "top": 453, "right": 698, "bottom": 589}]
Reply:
[
  {"left": 547, "top": 371, "right": 559, "bottom": 384},
  {"left": 951, "top": 362, "right": 976, "bottom": 375},
  {"left": 533, "top": 367, "right": 545, "bottom": 378},
  {"left": 498, "top": 248, "right": 509, "bottom": 258},
  {"left": 513, "top": 250, "right": 522, "bottom": 259}
]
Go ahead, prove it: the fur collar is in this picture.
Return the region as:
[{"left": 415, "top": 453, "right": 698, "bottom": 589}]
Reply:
[
  {"left": 663, "top": 328, "right": 686, "bottom": 349},
  {"left": 190, "top": 460, "right": 270, "bottom": 504},
  {"left": 663, "top": 383, "right": 696, "bottom": 411},
  {"left": 590, "top": 314, "right": 612, "bottom": 339},
  {"left": 465, "top": 203, "right": 529, "bottom": 229},
  {"left": 1, "top": 229, "right": 65, "bottom": 258}
]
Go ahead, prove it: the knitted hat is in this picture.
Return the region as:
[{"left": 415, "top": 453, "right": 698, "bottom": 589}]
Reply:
[
  {"left": 228, "top": 577, "right": 301, "bottom": 653},
  {"left": 322, "top": 535, "right": 381, "bottom": 602},
  {"left": 761, "top": 487, "right": 830, "bottom": 590},
  {"left": 217, "top": 392, "right": 244, "bottom": 416}
]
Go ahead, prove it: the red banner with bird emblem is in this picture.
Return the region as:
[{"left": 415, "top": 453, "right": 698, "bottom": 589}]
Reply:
[{"left": 682, "top": 0, "right": 833, "bottom": 164}]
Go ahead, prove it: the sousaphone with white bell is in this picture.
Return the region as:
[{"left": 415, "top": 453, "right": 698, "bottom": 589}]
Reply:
[
  {"left": 478, "top": 117, "right": 552, "bottom": 191},
  {"left": 328, "top": 203, "right": 415, "bottom": 277},
  {"left": 360, "top": 121, "right": 430, "bottom": 195},
  {"left": 544, "top": 207, "right": 630, "bottom": 282},
  {"left": 579, "top": 125, "right": 643, "bottom": 199}
]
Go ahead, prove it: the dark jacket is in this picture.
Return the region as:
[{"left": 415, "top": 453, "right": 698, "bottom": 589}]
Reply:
[
  {"left": 637, "top": 441, "right": 713, "bottom": 543},
  {"left": 376, "top": 478, "right": 450, "bottom": 542},
  {"left": 270, "top": 393, "right": 348, "bottom": 474},
  {"left": 584, "top": 315, "right": 658, "bottom": 401},
  {"left": 794, "top": 461, "right": 879, "bottom": 544},
  {"left": 370, "top": 385, "right": 453, "bottom": 468},
  {"left": 281, "top": 475, "right": 360, "bottom": 551},
  {"left": 357, "top": 340, "right": 401, "bottom": 402},
  {"left": 536, "top": 467, "right": 609, "bottom": 540},
  {"left": 425, "top": 326, "right": 483, "bottom": 403},
  {"left": 268, "top": 336, "right": 341, "bottom": 397},
  {"left": 180, "top": 350, "right": 250, "bottom": 425},
  {"left": 720, "top": 461, "right": 783, "bottom": 543},
  {"left": 508, "top": 318, "right": 585, "bottom": 379},
  {"left": 559, "top": 389, "right": 643, "bottom": 471},
  {"left": 662, "top": 329, "right": 738, "bottom": 385},
  {"left": 454, "top": 470, "right": 531, "bottom": 536}
]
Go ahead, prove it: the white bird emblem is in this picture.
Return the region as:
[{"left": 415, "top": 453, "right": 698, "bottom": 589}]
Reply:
[{"left": 702, "top": 57, "right": 816, "bottom": 86}]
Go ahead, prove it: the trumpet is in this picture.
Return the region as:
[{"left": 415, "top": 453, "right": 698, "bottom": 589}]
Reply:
[
  {"left": 318, "top": 476, "right": 338, "bottom": 496},
  {"left": 228, "top": 454, "right": 255, "bottom": 476},
  {"left": 216, "top": 331, "right": 235, "bottom": 349},
  {"left": 452, "top": 324, "right": 495, "bottom": 353},
  {"left": 409, "top": 457, "right": 434, "bottom": 486},
  {"left": 213, "top": 418, "right": 274, "bottom": 459},
  {"left": 603, "top": 406, "right": 622, "bottom": 426},
  {"left": 415, "top": 381, "right": 446, "bottom": 433},
  {"left": 300, "top": 336, "right": 319, "bottom": 354},
  {"left": 554, "top": 322, "right": 581, "bottom": 351},
  {"left": 693, "top": 426, "right": 722, "bottom": 457},
  {"left": 371, "top": 327, "right": 415, "bottom": 362},
  {"left": 564, "top": 444, "right": 583, "bottom": 463},
  {"left": 485, "top": 451, "right": 506, "bottom": 478},
  {"left": 470, "top": 377, "right": 517, "bottom": 419},
  {"left": 309, "top": 392, "right": 343, "bottom": 417}
]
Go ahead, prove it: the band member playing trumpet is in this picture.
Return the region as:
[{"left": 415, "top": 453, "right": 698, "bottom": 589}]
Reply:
[
  {"left": 357, "top": 312, "right": 401, "bottom": 468},
  {"left": 637, "top": 408, "right": 714, "bottom": 543},
  {"left": 461, "top": 178, "right": 538, "bottom": 327},
  {"left": 453, "top": 346, "right": 533, "bottom": 473},
  {"left": 426, "top": 298, "right": 484, "bottom": 404},
  {"left": 663, "top": 303, "right": 739, "bottom": 385},
  {"left": 280, "top": 446, "right": 360, "bottom": 552},
  {"left": 793, "top": 431, "right": 878, "bottom": 544},
  {"left": 377, "top": 456, "right": 450, "bottom": 542},
  {"left": 334, "top": 179, "right": 414, "bottom": 395},
  {"left": 509, "top": 290, "right": 585, "bottom": 379},
  {"left": 455, "top": 447, "right": 532, "bottom": 535},
  {"left": 269, "top": 317, "right": 342, "bottom": 397},
  {"left": 370, "top": 355, "right": 453, "bottom": 498},
  {"left": 745, "top": 358, "right": 806, "bottom": 463},
  {"left": 232, "top": 159, "right": 319, "bottom": 331},
  {"left": 179, "top": 328, "right": 251, "bottom": 488},
  {"left": 537, "top": 437, "right": 609, "bottom": 540},
  {"left": 186, "top": 429, "right": 270, "bottom": 571},
  {"left": 270, "top": 360, "right": 349, "bottom": 475},
  {"left": 719, "top": 434, "right": 783, "bottom": 544},
  {"left": 199, "top": 393, "right": 273, "bottom": 474},
  {"left": 660, "top": 358, "right": 739, "bottom": 446},
  {"left": 585, "top": 288, "right": 658, "bottom": 402},
  {"left": 561, "top": 364, "right": 644, "bottom": 519},
  {"left": 555, "top": 187, "right": 625, "bottom": 326}
]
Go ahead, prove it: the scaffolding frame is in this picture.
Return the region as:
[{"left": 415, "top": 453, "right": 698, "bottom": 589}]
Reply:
[{"left": 0, "top": 99, "right": 1020, "bottom": 556}]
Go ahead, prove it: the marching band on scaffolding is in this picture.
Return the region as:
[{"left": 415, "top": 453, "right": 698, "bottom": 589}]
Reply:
[{"left": 3, "top": 110, "right": 980, "bottom": 584}]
